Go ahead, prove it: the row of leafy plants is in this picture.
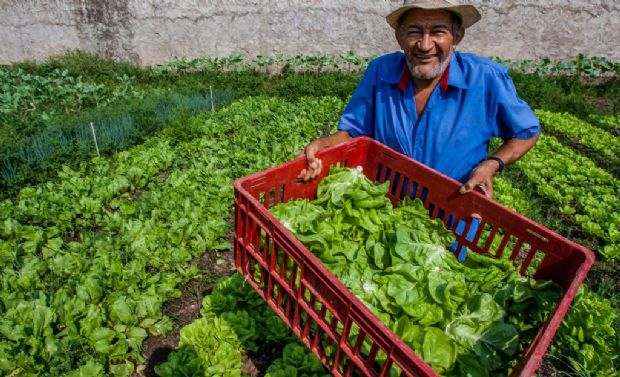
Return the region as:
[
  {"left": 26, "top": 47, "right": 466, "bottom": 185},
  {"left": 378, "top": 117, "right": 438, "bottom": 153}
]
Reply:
[
  {"left": 507, "top": 133, "right": 620, "bottom": 261},
  {"left": 536, "top": 110, "right": 619, "bottom": 176},
  {"left": 493, "top": 55, "right": 620, "bottom": 78},
  {"left": 0, "top": 68, "right": 138, "bottom": 134},
  {"left": 2, "top": 51, "right": 617, "bottom": 194},
  {"left": 155, "top": 53, "right": 620, "bottom": 78},
  {"left": 587, "top": 113, "right": 620, "bottom": 133},
  {"left": 0, "top": 89, "right": 233, "bottom": 193}
]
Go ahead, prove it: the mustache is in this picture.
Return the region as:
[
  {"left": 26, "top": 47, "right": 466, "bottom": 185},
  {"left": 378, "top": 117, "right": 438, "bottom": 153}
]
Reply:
[{"left": 406, "top": 46, "right": 454, "bottom": 66}]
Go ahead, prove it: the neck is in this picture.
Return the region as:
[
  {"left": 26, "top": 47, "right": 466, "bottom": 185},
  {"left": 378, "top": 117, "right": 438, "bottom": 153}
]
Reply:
[{"left": 413, "top": 75, "right": 442, "bottom": 93}]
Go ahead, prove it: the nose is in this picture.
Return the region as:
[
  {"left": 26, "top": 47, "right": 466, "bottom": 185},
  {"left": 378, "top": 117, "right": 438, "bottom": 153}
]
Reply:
[{"left": 417, "top": 33, "right": 432, "bottom": 51}]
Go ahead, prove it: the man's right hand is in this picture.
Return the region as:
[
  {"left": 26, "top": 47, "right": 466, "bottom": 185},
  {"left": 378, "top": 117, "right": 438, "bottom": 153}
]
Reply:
[
  {"left": 297, "top": 140, "right": 324, "bottom": 181},
  {"left": 296, "top": 131, "right": 352, "bottom": 182}
]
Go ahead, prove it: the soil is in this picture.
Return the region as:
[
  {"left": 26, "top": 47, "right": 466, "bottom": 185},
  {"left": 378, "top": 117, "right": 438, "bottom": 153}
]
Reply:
[
  {"left": 586, "top": 260, "right": 620, "bottom": 295},
  {"left": 132, "top": 239, "right": 291, "bottom": 377},
  {"left": 243, "top": 342, "right": 287, "bottom": 376},
  {"left": 537, "top": 358, "right": 558, "bottom": 376},
  {"left": 133, "top": 248, "right": 237, "bottom": 377},
  {"left": 590, "top": 96, "right": 616, "bottom": 114}
]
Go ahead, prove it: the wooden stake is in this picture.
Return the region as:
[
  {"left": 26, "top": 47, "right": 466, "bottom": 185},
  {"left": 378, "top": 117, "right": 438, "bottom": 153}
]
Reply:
[
  {"left": 210, "top": 85, "right": 215, "bottom": 111},
  {"left": 90, "top": 122, "right": 100, "bottom": 157}
]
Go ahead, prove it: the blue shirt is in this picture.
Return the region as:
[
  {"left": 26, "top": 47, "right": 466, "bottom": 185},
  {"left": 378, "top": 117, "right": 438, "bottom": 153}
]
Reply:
[{"left": 337, "top": 51, "right": 540, "bottom": 183}]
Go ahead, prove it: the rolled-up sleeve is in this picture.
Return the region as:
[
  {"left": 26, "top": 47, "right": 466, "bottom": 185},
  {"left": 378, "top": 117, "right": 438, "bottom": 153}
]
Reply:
[
  {"left": 493, "top": 71, "right": 540, "bottom": 140},
  {"left": 337, "top": 62, "right": 378, "bottom": 138}
]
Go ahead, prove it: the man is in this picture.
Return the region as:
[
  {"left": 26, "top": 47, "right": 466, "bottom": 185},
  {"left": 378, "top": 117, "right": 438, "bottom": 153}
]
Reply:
[{"left": 298, "top": 0, "right": 540, "bottom": 201}]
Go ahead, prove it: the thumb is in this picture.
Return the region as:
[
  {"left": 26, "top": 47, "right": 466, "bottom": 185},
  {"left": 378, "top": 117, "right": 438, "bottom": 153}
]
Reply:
[{"left": 459, "top": 180, "right": 476, "bottom": 194}]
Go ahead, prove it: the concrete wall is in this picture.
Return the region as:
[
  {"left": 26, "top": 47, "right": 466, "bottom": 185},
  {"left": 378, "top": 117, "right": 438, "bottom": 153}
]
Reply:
[{"left": 1, "top": 0, "right": 618, "bottom": 65}]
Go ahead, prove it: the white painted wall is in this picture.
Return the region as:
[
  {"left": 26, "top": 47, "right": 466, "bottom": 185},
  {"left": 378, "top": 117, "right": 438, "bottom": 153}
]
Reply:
[{"left": 0, "top": 0, "right": 618, "bottom": 65}]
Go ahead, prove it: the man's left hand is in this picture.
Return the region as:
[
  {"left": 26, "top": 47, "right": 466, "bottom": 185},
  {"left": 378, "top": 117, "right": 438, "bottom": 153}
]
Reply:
[{"left": 459, "top": 159, "right": 500, "bottom": 198}]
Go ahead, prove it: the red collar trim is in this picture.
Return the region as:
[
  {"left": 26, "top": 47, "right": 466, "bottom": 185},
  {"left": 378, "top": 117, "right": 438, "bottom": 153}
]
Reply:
[
  {"left": 440, "top": 64, "right": 450, "bottom": 94},
  {"left": 398, "top": 66, "right": 411, "bottom": 91},
  {"left": 398, "top": 64, "right": 451, "bottom": 95}
]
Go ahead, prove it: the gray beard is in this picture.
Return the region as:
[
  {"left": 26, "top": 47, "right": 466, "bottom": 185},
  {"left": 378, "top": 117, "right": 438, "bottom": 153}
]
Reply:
[{"left": 407, "top": 49, "right": 453, "bottom": 80}]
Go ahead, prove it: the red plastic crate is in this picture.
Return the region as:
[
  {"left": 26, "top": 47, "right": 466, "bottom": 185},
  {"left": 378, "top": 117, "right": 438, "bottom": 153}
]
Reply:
[{"left": 233, "top": 137, "right": 595, "bottom": 377}]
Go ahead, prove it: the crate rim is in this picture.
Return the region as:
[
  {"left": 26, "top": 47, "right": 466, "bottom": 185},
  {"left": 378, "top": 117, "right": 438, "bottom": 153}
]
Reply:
[{"left": 234, "top": 136, "right": 595, "bottom": 264}]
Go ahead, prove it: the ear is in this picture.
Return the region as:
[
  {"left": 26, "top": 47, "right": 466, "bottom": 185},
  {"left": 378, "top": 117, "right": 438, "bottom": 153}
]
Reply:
[{"left": 453, "top": 27, "right": 465, "bottom": 46}]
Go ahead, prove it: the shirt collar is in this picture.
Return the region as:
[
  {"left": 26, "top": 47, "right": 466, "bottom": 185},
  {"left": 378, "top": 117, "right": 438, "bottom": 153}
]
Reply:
[{"left": 387, "top": 53, "right": 468, "bottom": 94}]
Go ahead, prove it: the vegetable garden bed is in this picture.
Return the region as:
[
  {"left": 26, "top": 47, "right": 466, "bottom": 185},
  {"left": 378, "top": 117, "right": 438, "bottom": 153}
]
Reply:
[{"left": 0, "top": 53, "right": 618, "bottom": 377}]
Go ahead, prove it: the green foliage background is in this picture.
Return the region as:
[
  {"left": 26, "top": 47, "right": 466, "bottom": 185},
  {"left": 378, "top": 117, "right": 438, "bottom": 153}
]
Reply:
[{"left": 0, "top": 51, "right": 618, "bottom": 376}]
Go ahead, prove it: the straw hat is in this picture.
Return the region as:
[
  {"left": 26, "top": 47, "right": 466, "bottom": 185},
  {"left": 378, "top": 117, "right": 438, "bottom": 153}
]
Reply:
[{"left": 386, "top": 0, "right": 481, "bottom": 30}]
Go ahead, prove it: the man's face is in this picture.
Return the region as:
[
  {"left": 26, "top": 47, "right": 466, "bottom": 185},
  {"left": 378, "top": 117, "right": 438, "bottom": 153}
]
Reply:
[{"left": 396, "top": 9, "right": 462, "bottom": 80}]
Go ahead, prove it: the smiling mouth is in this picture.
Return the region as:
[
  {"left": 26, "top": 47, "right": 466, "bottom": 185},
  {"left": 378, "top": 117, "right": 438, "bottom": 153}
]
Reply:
[{"left": 414, "top": 55, "right": 437, "bottom": 63}]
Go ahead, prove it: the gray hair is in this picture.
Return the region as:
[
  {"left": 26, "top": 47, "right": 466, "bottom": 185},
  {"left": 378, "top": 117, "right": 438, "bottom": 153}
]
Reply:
[{"left": 398, "top": 10, "right": 463, "bottom": 38}]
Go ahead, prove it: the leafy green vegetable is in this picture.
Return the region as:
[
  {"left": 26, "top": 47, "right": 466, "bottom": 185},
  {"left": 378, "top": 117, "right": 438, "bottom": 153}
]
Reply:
[
  {"left": 550, "top": 286, "right": 619, "bottom": 376},
  {"left": 271, "top": 167, "right": 563, "bottom": 375},
  {"left": 219, "top": 310, "right": 259, "bottom": 351},
  {"left": 176, "top": 316, "right": 243, "bottom": 377},
  {"left": 154, "top": 346, "right": 205, "bottom": 377},
  {"left": 265, "top": 343, "right": 331, "bottom": 377},
  {"left": 65, "top": 359, "right": 105, "bottom": 377}
]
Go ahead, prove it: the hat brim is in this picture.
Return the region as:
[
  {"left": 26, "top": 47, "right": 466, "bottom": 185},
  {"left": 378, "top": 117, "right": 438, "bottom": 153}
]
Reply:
[{"left": 386, "top": 4, "right": 481, "bottom": 30}]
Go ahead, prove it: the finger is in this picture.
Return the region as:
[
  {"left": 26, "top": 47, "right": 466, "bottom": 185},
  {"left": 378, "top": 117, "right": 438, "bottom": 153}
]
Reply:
[
  {"left": 474, "top": 183, "right": 488, "bottom": 196},
  {"left": 298, "top": 143, "right": 317, "bottom": 178},
  {"left": 310, "top": 159, "right": 322, "bottom": 179},
  {"left": 300, "top": 171, "right": 313, "bottom": 182},
  {"left": 309, "top": 165, "right": 318, "bottom": 180},
  {"left": 305, "top": 143, "right": 318, "bottom": 163},
  {"left": 478, "top": 177, "right": 494, "bottom": 199},
  {"left": 302, "top": 168, "right": 312, "bottom": 181},
  {"left": 297, "top": 168, "right": 308, "bottom": 179},
  {"left": 316, "top": 159, "right": 323, "bottom": 177},
  {"left": 299, "top": 158, "right": 323, "bottom": 182},
  {"left": 459, "top": 181, "right": 475, "bottom": 194}
]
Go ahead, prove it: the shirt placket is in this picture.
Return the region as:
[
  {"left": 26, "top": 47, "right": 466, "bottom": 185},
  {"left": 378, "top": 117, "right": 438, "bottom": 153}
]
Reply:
[
  {"left": 401, "top": 83, "right": 416, "bottom": 157},
  {"left": 411, "top": 85, "right": 442, "bottom": 160}
]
